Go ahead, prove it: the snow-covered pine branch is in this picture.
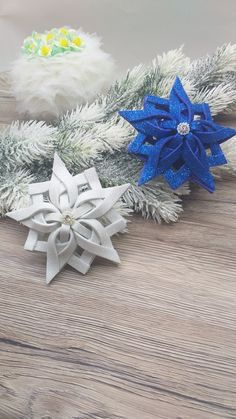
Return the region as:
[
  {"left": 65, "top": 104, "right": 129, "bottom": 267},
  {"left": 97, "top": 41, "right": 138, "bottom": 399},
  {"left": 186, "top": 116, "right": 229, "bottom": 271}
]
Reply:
[{"left": 0, "top": 44, "right": 235, "bottom": 221}]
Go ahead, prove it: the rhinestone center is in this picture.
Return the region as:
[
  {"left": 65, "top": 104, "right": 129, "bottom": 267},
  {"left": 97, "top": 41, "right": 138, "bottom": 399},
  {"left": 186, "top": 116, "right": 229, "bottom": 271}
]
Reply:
[
  {"left": 61, "top": 211, "right": 75, "bottom": 226},
  {"left": 177, "top": 122, "right": 190, "bottom": 136}
]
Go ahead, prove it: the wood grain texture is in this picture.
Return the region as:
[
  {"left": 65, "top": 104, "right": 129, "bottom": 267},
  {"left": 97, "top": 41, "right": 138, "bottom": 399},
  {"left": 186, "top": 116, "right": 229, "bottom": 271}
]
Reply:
[{"left": 0, "top": 88, "right": 236, "bottom": 419}]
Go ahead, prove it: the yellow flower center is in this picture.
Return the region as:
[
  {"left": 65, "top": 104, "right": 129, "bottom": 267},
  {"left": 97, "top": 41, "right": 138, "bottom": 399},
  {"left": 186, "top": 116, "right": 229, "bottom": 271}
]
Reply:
[
  {"left": 40, "top": 45, "right": 51, "bottom": 56},
  {"left": 46, "top": 32, "right": 54, "bottom": 41},
  {"left": 59, "top": 27, "right": 68, "bottom": 35},
  {"left": 72, "top": 37, "right": 82, "bottom": 47},
  {"left": 59, "top": 38, "right": 69, "bottom": 48}
]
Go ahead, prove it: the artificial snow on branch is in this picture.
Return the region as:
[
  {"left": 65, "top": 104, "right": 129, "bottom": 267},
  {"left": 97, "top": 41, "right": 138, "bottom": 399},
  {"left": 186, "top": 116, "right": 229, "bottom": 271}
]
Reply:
[{"left": 0, "top": 44, "right": 236, "bottom": 222}]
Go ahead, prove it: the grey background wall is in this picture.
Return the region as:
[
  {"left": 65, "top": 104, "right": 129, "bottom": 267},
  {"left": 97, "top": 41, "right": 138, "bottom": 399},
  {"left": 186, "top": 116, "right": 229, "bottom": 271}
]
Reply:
[{"left": 0, "top": 0, "right": 235, "bottom": 72}]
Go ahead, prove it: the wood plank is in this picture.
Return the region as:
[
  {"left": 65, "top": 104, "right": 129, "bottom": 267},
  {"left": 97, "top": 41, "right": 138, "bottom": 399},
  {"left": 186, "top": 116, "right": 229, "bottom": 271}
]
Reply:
[{"left": 1, "top": 180, "right": 236, "bottom": 419}]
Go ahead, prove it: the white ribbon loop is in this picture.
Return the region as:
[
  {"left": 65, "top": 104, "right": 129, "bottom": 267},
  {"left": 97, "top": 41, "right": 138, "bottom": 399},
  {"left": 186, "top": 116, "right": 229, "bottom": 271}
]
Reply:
[
  {"left": 73, "top": 219, "right": 120, "bottom": 263},
  {"left": 49, "top": 153, "right": 78, "bottom": 210},
  {"left": 46, "top": 226, "right": 77, "bottom": 283}
]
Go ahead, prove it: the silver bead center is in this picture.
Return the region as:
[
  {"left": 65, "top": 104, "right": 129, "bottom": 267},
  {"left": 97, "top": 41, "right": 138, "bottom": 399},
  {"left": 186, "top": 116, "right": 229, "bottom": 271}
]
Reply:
[
  {"left": 61, "top": 211, "right": 75, "bottom": 226},
  {"left": 177, "top": 122, "right": 190, "bottom": 136}
]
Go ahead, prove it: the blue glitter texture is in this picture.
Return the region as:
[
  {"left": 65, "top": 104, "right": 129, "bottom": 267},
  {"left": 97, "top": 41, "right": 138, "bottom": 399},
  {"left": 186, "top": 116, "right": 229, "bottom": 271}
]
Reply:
[{"left": 119, "top": 77, "right": 236, "bottom": 192}]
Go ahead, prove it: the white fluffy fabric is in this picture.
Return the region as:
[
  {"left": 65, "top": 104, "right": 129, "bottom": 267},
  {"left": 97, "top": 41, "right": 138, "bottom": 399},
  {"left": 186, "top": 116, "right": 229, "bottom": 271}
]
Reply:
[{"left": 10, "top": 31, "right": 115, "bottom": 120}]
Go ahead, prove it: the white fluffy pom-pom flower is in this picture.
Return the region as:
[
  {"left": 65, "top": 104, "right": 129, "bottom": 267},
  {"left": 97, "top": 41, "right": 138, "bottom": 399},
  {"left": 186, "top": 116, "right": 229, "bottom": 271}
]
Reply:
[{"left": 10, "top": 30, "right": 115, "bottom": 120}]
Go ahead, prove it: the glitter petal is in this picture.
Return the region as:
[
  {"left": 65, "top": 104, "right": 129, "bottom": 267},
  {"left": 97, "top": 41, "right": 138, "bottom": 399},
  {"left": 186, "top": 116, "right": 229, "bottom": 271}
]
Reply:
[{"left": 119, "top": 77, "right": 236, "bottom": 192}]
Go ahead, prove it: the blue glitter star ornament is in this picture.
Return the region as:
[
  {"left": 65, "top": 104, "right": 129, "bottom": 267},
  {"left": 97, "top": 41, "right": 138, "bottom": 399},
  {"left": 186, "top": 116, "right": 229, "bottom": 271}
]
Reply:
[{"left": 119, "top": 77, "right": 236, "bottom": 192}]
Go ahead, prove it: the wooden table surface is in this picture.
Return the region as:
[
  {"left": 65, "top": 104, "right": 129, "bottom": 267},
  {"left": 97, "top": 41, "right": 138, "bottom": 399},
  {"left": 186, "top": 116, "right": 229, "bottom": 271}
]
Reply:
[{"left": 0, "top": 89, "right": 236, "bottom": 419}]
